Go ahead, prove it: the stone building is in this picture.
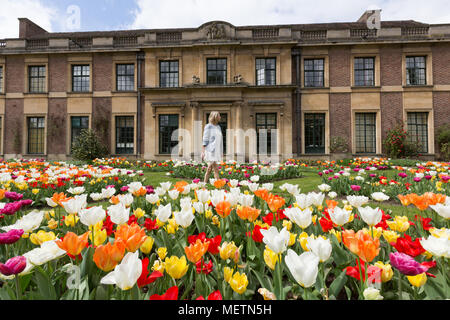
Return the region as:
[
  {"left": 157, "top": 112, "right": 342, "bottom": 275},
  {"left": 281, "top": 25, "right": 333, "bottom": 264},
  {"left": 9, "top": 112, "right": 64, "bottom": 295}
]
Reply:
[{"left": 0, "top": 11, "right": 449, "bottom": 161}]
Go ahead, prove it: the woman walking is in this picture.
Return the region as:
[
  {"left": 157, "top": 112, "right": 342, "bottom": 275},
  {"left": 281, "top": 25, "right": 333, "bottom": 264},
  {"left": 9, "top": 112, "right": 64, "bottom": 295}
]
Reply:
[{"left": 202, "top": 112, "right": 223, "bottom": 184}]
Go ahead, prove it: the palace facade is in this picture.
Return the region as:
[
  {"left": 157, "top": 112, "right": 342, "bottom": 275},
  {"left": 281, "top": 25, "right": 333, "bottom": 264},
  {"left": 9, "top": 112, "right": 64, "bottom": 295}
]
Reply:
[{"left": 0, "top": 11, "right": 449, "bottom": 161}]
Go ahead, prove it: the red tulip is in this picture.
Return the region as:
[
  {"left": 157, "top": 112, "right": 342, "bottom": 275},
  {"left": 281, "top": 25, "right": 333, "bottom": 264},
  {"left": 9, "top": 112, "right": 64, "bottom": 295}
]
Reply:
[
  {"left": 137, "top": 257, "right": 163, "bottom": 288},
  {"left": 196, "top": 290, "right": 223, "bottom": 300},
  {"left": 150, "top": 286, "right": 179, "bottom": 300},
  {"left": 391, "top": 235, "right": 425, "bottom": 257}
]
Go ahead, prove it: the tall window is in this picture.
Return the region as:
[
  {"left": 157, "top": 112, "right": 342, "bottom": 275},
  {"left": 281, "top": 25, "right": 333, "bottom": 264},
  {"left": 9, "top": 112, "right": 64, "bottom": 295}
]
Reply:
[
  {"left": 116, "top": 64, "right": 135, "bottom": 91},
  {"left": 256, "top": 58, "right": 276, "bottom": 85},
  {"left": 28, "top": 66, "right": 46, "bottom": 93},
  {"left": 406, "top": 56, "right": 426, "bottom": 85},
  {"left": 159, "top": 61, "right": 179, "bottom": 88},
  {"left": 354, "top": 57, "right": 375, "bottom": 86},
  {"left": 407, "top": 112, "right": 428, "bottom": 153},
  {"left": 304, "top": 113, "right": 325, "bottom": 154},
  {"left": 159, "top": 115, "right": 179, "bottom": 154},
  {"left": 116, "top": 116, "right": 134, "bottom": 154},
  {"left": 0, "top": 66, "right": 3, "bottom": 93},
  {"left": 71, "top": 116, "right": 89, "bottom": 149},
  {"left": 0, "top": 116, "right": 2, "bottom": 153},
  {"left": 28, "top": 117, "right": 45, "bottom": 154},
  {"left": 304, "top": 59, "right": 324, "bottom": 87},
  {"left": 355, "top": 113, "right": 376, "bottom": 153},
  {"left": 72, "top": 65, "right": 90, "bottom": 92},
  {"left": 256, "top": 113, "right": 277, "bottom": 154},
  {"left": 207, "top": 58, "right": 227, "bottom": 85},
  {"left": 206, "top": 113, "right": 228, "bottom": 153}
]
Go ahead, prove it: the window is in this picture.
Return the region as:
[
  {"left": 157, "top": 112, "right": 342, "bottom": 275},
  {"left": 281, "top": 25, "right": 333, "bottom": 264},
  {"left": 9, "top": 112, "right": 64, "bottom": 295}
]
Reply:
[
  {"left": 0, "top": 66, "right": 3, "bottom": 93},
  {"left": 28, "top": 66, "right": 46, "bottom": 93},
  {"left": 256, "top": 58, "right": 276, "bottom": 85},
  {"left": 71, "top": 116, "right": 89, "bottom": 150},
  {"left": 406, "top": 56, "right": 426, "bottom": 85},
  {"left": 207, "top": 58, "right": 227, "bottom": 85},
  {"left": 304, "top": 113, "right": 325, "bottom": 154},
  {"left": 304, "top": 59, "right": 324, "bottom": 87},
  {"left": 159, "top": 115, "right": 179, "bottom": 154},
  {"left": 355, "top": 113, "right": 376, "bottom": 153},
  {"left": 72, "top": 65, "right": 90, "bottom": 92},
  {"left": 354, "top": 57, "right": 375, "bottom": 86},
  {"left": 0, "top": 116, "right": 2, "bottom": 152},
  {"left": 206, "top": 113, "right": 228, "bottom": 153},
  {"left": 115, "top": 116, "right": 134, "bottom": 154},
  {"left": 256, "top": 113, "right": 277, "bottom": 154},
  {"left": 407, "top": 112, "right": 428, "bottom": 153},
  {"left": 27, "top": 117, "right": 45, "bottom": 154},
  {"left": 159, "top": 61, "right": 179, "bottom": 88},
  {"left": 116, "top": 64, "right": 135, "bottom": 91}
]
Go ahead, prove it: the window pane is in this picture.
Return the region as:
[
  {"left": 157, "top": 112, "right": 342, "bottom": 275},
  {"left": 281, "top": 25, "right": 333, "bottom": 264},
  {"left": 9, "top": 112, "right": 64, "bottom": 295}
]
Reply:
[
  {"left": 407, "top": 112, "right": 428, "bottom": 153},
  {"left": 207, "top": 59, "right": 227, "bottom": 85},
  {"left": 116, "top": 116, "right": 134, "bottom": 154},
  {"left": 160, "top": 61, "right": 179, "bottom": 88},
  {"left": 159, "top": 114, "right": 179, "bottom": 154},
  {"left": 28, "top": 117, "right": 45, "bottom": 154},
  {"left": 256, "top": 113, "right": 277, "bottom": 154},
  {"left": 355, "top": 113, "right": 376, "bottom": 153},
  {"left": 304, "top": 59, "right": 324, "bottom": 87},
  {"left": 406, "top": 56, "right": 426, "bottom": 85},
  {"left": 305, "top": 113, "right": 325, "bottom": 154}
]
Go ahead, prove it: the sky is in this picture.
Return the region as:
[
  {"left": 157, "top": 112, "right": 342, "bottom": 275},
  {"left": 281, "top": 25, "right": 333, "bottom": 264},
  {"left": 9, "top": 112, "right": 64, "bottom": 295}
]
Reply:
[{"left": 0, "top": 0, "right": 449, "bottom": 38}]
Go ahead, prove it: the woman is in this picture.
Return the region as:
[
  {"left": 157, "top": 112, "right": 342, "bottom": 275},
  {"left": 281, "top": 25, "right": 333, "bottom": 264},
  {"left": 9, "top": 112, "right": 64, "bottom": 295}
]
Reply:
[{"left": 202, "top": 112, "right": 223, "bottom": 184}]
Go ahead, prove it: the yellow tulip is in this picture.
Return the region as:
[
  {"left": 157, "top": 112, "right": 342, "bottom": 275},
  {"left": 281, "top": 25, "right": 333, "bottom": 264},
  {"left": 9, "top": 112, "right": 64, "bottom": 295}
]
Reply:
[
  {"left": 48, "top": 219, "right": 58, "bottom": 230},
  {"left": 429, "top": 227, "right": 450, "bottom": 240},
  {"left": 164, "top": 255, "right": 189, "bottom": 279},
  {"left": 44, "top": 210, "right": 55, "bottom": 220},
  {"left": 89, "top": 221, "right": 107, "bottom": 246},
  {"left": 258, "top": 288, "right": 276, "bottom": 300},
  {"left": 65, "top": 214, "right": 79, "bottom": 227},
  {"left": 288, "top": 232, "right": 297, "bottom": 246},
  {"left": 219, "top": 241, "right": 239, "bottom": 263},
  {"left": 298, "top": 232, "right": 309, "bottom": 251},
  {"left": 263, "top": 247, "right": 279, "bottom": 270},
  {"left": 224, "top": 267, "right": 233, "bottom": 283},
  {"left": 157, "top": 247, "right": 167, "bottom": 260},
  {"left": 382, "top": 230, "right": 400, "bottom": 244},
  {"left": 156, "top": 218, "right": 165, "bottom": 228},
  {"left": 282, "top": 220, "right": 292, "bottom": 232},
  {"left": 152, "top": 259, "right": 165, "bottom": 273},
  {"left": 407, "top": 273, "right": 427, "bottom": 287},
  {"left": 32, "top": 189, "right": 40, "bottom": 195},
  {"left": 330, "top": 229, "right": 342, "bottom": 243},
  {"left": 387, "top": 216, "right": 410, "bottom": 233},
  {"left": 205, "top": 209, "right": 213, "bottom": 219},
  {"left": 212, "top": 215, "right": 220, "bottom": 226},
  {"left": 133, "top": 208, "right": 145, "bottom": 219},
  {"left": 30, "top": 230, "right": 56, "bottom": 245},
  {"left": 374, "top": 261, "right": 394, "bottom": 282},
  {"left": 312, "top": 215, "right": 318, "bottom": 225},
  {"left": 229, "top": 271, "right": 248, "bottom": 295},
  {"left": 140, "top": 236, "right": 155, "bottom": 254},
  {"left": 165, "top": 218, "right": 179, "bottom": 234}
]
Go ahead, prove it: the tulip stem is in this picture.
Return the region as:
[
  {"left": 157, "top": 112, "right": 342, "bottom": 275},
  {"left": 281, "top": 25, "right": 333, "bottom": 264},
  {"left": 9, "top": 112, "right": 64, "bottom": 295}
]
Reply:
[
  {"left": 14, "top": 275, "right": 21, "bottom": 300},
  {"left": 397, "top": 270, "right": 402, "bottom": 300}
]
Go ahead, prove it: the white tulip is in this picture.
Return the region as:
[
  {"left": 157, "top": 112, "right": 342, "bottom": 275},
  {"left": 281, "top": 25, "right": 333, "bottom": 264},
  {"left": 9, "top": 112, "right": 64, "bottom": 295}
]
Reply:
[
  {"left": 160, "top": 182, "right": 172, "bottom": 192},
  {"left": 174, "top": 209, "right": 195, "bottom": 228},
  {"left": 79, "top": 206, "right": 106, "bottom": 227},
  {"left": 118, "top": 193, "right": 134, "bottom": 207},
  {"left": 155, "top": 187, "right": 166, "bottom": 197},
  {"left": 155, "top": 203, "right": 172, "bottom": 223},
  {"left": 329, "top": 206, "right": 351, "bottom": 226},
  {"left": 328, "top": 191, "right": 337, "bottom": 199},
  {"left": 260, "top": 226, "right": 290, "bottom": 254},
  {"left": 262, "top": 183, "right": 274, "bottom": 191},
  {"left": 100, "top": 251, "right": 142, "bottom": 290},
  {"left": 285, "top": 250, "right": 319, "bottom": 288},
  {"left": 127, "top": 182, "right": 143, "bottom": 194},
  {"left": 146, "top": 194, "right": 159, "bottom": 204},
  {"left": 239, "top": 194, "right": 254, "bottom": 207},
  {"left": 107, "top": 203, "right": 130, "bottom": 225},
  {"left": 430, "top": 204, "right": 450, "bottom": 219},
  {"left": 2, "top": 210, "right": 44, "bottom": 233},
  {"left": 306, "top": 237, "right": 332, "bottom": 262},
  {"left": 346, "top": 195, "right": 369, "bottom": 208},
  {"left": 371, "top": 192, "right": 390, "bottom": 202},
  {"left": 196, "top": 189, "right": 210, "bottom": 203},
  {"left": 67, "top": 187, "right": 85, "bottom": 195},
  {"left": 250, "top": 175, "right": 260, "bottom": 182},
  {"left": 193, "top": 201, "right": 205, "bottom": 214},
  {"left": 20, "top": 240, "right": 66, "bottom": 275},
  {"left": 358, "top": 206, "right": 383, "bottom": 227},
  {"left": 318, "top": 184, "right": 331, "bottom": 192},
  {"left": 225, "top": 192, "right": 239, "bottom": 207},
  {"left": 284, "top": 207, "right": 312, "bottom": 229},
  {"left": 180, "top": 197, "right": 192, "bottom": 211},
  {"left": 420, "top": 235, "right": 450, "bottom": 258},
  {"left": 210, "top": 190, "right": 226, "bottom": 207},
  {"left": 62, "top": 194, "right": 87, "bottom": 214},
  {"left": 101, "top": 187, "right": 116, "bottom": 199},
  {"left": 248, "top": 183, "right": 259, "bottom": 192},
  {"left": 295, "top": 194, "right": 313, "bottom": 209},
  {"left": 90, "top": 193, "right": 103, "bottom": 201},
  {"left": 308, "top": 192, "right": 325, "bottom": 207},
  {"left": 229, "top": 179, "right": 239, "bottom": 188},
  {"left": 363, "top": 287, "right": 384, "bottom": 300},
  {"left": 168, "top": 189, "right": 180, "bottom": 200}
]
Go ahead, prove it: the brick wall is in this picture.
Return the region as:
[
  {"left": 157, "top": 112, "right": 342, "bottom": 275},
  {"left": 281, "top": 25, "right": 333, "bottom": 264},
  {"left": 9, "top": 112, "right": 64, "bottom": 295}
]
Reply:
[
  {"left": 433, "top": 92, "right": 450, "bottom": 158},
  {"left": 329, "top": 93, "right": 351, "bottom": 152},
  {"left": 93, "top": 53, "right": 113, "bottom": 92},
  {"left": 92, "top": 97, "right": 112, "bottom": 152},
  {"left": 47, "top": 98, "right": 67, "bottom": 155},
  {"left": 329, "top": 46, "right": 351, "bottom": 87},
  {"left": 5, "top": 56, "right": 24, "bottom": 93},
  {"left": 432, "top": 43, "right": 450, "bottom": 85},
  {"left": 380, "top": 92, "right": 403, "bottom": 153},
  {"left": 380, "top": 45, "right": 403, "bottom": 86},
  {"left": 49, "top": 54, "right": 67, "bottom": 92},
  {"left": 4, "top": 99, "right": 24, "bottom": 155}
]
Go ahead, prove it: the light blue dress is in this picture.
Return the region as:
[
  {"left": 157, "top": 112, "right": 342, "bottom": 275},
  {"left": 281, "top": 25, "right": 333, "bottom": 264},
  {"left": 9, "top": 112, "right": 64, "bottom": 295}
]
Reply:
[{"left": 202, "top": 123, "right": 223, "bottom": 163}]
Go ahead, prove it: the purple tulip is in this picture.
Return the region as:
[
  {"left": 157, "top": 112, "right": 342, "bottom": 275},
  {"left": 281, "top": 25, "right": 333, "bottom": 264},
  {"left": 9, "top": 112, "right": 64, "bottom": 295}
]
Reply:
[
  {"left": 20, "top": 199, "right": 33, "bottom": 207},
  {"left": 425, "top": 175, "right": 432, "bottom": 180},
  {"left": 370, "top": 174, "right": 376, "bottom": 178},
  {"left": 389, "top": 252, "right": 428, "bottom": 276},
  {"left": 398, "top": 172, "right": 407, "bottom": 178},
  {"left": 328, "top": 177, "right": 333, "bottom": 181},
  {"left": 318, "top": 172, "right": 323, "bottom": 177},
  {"left": 0, "top": 256, "right": 27, "bottom": 276},
  {"left": 413, "top": 177, "right": 422, "bottom": 182},
  {"left": 353, "top": 168, "right": 360, "bottom": 172},
  {"left": 324, "top": 170, "right": 330, "bottom": 175},
  {"left": 0, "top": 229, "right": 24, "bottom": 245},
  {"left": 146, "top": 186, "right": 155, "bottom": 194},
  {"left": 5, "top": 192, "right": 23, "bottom": 201},
  {"left": 351, "top": 185, "right": 361, "bottom": 191},
  {"left": 442, "top": 176, "right": 450, "bottom": 182},
  {"left": 0, "top": 202, "right": 23, "bottom": 216}
]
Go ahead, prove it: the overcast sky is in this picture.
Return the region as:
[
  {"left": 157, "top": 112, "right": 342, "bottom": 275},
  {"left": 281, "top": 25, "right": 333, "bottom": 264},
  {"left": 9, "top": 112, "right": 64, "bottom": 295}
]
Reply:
[{"left": 1, "top": 0, "right": 449, "bottom": 38}]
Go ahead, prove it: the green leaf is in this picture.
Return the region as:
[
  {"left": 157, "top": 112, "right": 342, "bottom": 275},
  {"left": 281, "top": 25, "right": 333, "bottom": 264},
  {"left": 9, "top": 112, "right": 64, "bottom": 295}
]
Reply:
[
  {"left": 0, "top": 286, "right": 13, "bottom": 300},
  {"left": 19, "top": 273, "right": 33, "bottom": 294},
  {"left": 250, "top": 268, "right": 270, "bottom": 291},
  {"left": 95, "top": 285, "right": 109, "bottom": 300},
  {"left": 344, "top": 285, "right": 352, "bottom": 300},
  {"left": 34, "top": 266, "right": 57, "bottom": 300},
  {"left": 329, "top": 270, "right": 347, "bottom": 298}
]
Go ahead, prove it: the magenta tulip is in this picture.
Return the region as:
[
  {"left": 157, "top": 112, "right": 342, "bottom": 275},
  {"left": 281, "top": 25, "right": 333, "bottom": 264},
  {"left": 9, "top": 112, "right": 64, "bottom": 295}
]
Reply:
[
  {"left": 0, "top": 229, "right": 24, "bottom": 245},
  {"left": 0, "top": 256, "right": 27, "bottom": 276},
  {"left": 351, "top": 185, "right": 361, "bottom": 192},
  {"left": 398, "top": 172, "right": 407, "bottom": 178},
  {"left": 389, "top": 252, "right": 428, "bottom": 276}
]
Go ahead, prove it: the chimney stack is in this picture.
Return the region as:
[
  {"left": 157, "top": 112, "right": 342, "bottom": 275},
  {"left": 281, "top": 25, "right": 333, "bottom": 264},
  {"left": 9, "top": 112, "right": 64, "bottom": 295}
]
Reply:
[{"left": 18, "top": 18, "right": 48, "bottom": 39}]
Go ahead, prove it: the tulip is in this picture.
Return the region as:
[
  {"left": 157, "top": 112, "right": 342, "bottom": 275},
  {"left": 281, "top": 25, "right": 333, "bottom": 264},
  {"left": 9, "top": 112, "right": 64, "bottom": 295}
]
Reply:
[
  {"left": 174, "top": 209, "right": 195, "bottom": 228},
  {"left": 387, "top": 216, "right": 410, "bottom": 233},
  {"left": 329, "top": 207, "right": 351, "bottom": 226},
  {"left": 21, "top": 240, "right": 66, "bottom": 275},
  {"left": 392, "top": 234, "right": 425, "bottom": 257},
  {"left": 184, "top": 239, "right": 209, "bottom": 263},
  {"left": 56, "top": 231, "right": 90, "bottom": 257},
  {"left": 196, "top": 290, "right": 223, "bottom": 300},
  {"left": 420, "top": 235, "right": 450, "bottom": 258},
  {"left": 0, "top": 256, "right": 27, "bottom": 276},
  {"left": 164, "top": 255, "right": 189, "bottom": 279},
  {"left": 150, "top": 286, "right": 178, "bottom": 300},
  {"left": 260, "top": 226, "right": 290, "bottom": 255},
  {"left": 157, "top": 247, "right": 167, "bottom": 260},
  {"left": 429, "top": 203, "right": 450, "bottom": 219},
  {"left": 1, "top": 210, "right": 44, "bottom": 234},
  {"left": 371, "top": 192, "right": 390, "bottom": 202},
  {"left": 306, "top": 237, "right": 332, "bottom": 262},
  {"left": 346, "top": 195, "right": 369, "bottom": 208},
  {"left": 93, "top": 239, "right": 126, "bottom": 272},
  {"left": 284, "top": 207, "right": 312, "bottom": 229},
  {"left": 140, "top": 236, "right": 155, "bottom": 255},
  {"left": 62, "top": 194, "right": 87, "bottom": 214},
  {"left": 100, "top": 251, "right": 142, "bottom": 290},
  {"left": 107, "top": 203, "right": 130, "bottom": 225},
  {"left": 229, "top": 271, "right": 248, "bottom": 294},
  {"left": 30, "top": 230, "right": 56, "bottom": 246},
  {"left": 219, "top": 241, "right": 239, "bottom": 263},
  {"left": 215, "top": 201, "right": 232, "bottom": 218},
  {"left": 168, "top": 190, "right": 179, "bottom": 200},
  {"left": 264, "top": 246, "right": 279, "bottom": 270},
  {"left": 407, "top": 273, "right": 427, "bottom": 287},
  {"left": 382, "top": 230, "right": 400, "bottom": 244},
  {"left": 146, "top": 194, "right": 159, "bottom": 205},
  {"left": 358, "top": 206, "right": 383, "bottom": 227},
  {"left": 285, "top": 249, "right": 319, "bottom": 288},
  {"left": 0, "top": 229, "right": 24, "bottom": 245},
  {"left": 79, "top": 206, "right": 106, "bottom": 227},
  {"left": 389, "top": 252, "right": 428, "bottom": 276},
  {"left": 114, "top": 223, "right": 147, "bottom": 253},
  {"left": 342, "top": 229, "right": 380, "bottom": 262},
  {"left": 155, "top": 203, "right": 172, "bottom": 223},
  {"left": 89, "top": 221, "right": 107, "bottom": 246},
  {"left": 137, "top": 257, "right": 163, "bottom": 288},
  {"left": 363, "top": 287, "right": 383, "bottom": 300},
  {"left": 374, "top": 261, "right": 394, "bottom": 282}
]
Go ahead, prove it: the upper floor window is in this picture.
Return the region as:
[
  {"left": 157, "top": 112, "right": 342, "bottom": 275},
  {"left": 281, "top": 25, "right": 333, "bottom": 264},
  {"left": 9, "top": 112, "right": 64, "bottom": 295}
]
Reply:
[
  {"left": 256, "top": 58, "right": 276, "bottom": 86},
  {"left": 116, "top": 64, "right": 135, "bottom": 91},
  {"left": 72, "top": 65, "right": 90, "bottom": 92},
  {"left": 354, "top": 57, "right": 375, "bottom": 86},
  {"left": 406, "top": 56, "right": 426, "bottom": 86},
  {"left": 159, "top": 61, "right": 179, "bottom": 88},
  {"left": 28, "top": 66, "right": 46, "bottom": 93},
  {"left": 207, "top": 58, "right": 227, "bottom": 85},
  {"left": 0, "top": 66, "right": 3, "bottom": 93},
  {"left": 304, "top": 59, "right": 324, "bottom": 87}
]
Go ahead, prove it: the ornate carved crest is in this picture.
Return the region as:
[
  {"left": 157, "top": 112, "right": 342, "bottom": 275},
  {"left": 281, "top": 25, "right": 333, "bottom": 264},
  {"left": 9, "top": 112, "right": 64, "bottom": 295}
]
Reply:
[{"left": 206, "top": 23, "right": 226, "bottom": 40}]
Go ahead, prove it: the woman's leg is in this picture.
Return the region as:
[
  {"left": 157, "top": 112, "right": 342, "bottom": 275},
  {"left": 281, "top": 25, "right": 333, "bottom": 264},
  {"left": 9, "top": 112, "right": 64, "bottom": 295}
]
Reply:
[
  {"left": 204, "top": 163, "right": 213, "bottom": 184},
  {"left": 213, "top": 162, "right": 220, "bottom": 180}
]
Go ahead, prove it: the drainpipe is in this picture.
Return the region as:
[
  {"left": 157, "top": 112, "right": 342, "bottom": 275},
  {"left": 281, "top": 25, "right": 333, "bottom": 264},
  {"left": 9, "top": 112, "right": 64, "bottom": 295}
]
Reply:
[
  {"left": 293, "top": 48, "right": 302, "bottom": 157},
  {"left": 136, "top": 51, "right": 145, "bottom": 158}
]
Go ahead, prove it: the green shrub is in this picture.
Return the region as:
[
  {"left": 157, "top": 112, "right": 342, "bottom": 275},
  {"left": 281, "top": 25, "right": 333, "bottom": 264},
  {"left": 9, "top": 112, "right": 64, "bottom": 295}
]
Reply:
[
  {"left": 383, "top": 122, "right": 422, "bottom": 158},
  {"left": 71, "top": 129, "right": 108, "bottom": 161},
  {"left": 437, "top": 124, "right": 450, "bottom": 160}
]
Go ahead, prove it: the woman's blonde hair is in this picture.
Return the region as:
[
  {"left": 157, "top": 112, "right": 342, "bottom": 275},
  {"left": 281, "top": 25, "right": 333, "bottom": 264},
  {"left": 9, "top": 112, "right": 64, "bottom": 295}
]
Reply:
[{"left": 209, "top": 111, "right": 221, "bottom": 125}]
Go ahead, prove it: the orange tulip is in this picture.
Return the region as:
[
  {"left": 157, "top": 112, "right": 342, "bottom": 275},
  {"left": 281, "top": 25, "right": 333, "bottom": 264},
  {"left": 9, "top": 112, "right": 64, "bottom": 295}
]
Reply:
[
  {"left": 93, "top": 239, "right": 126, "bottom": 272},
  {"left": 0, "top": 189, "right": 6, "bottom": 200},
  {"left": 266, "top": 194, "right": 285, "bottom": 212},
  {"left": 216, "top": 201, "right": 232, "bottom": 218},
  {"left": 184, "top": 239, "right": 210, "bottom": 263},
  {"left": 56, "top": 231, "right": 90, "bottom": 257},
  {"left": 342, "top": 229, "right": 380, "bottom": 263},
  {"left": 174, "top": 181, "right": 189, "bottom": 193},
  {"left": 133, "top": 187, "right": 148, "bottom": 197},
  {"left": 213, "top": 179, "right": 226, "bottom": 189},
  {"left": 115, "top": 223, "right": 147, "bottom": 252},
  {"left": 109, "top": 195, "right": 120, "bottom": 205},
  {"left": 254, "top": 189, "right": 269, "bottom": 201},
  {"left": 52, "top": 192, "right": 71, "bottom": 206},
  {"left": 326, "top": 200, "right": 338, "bottom": 209},
  {"left": 397, "top": 194, "right": 411, "bottom": 206},
  {"left": 236, "top": 206, "right": 261, "bottom": 222}
]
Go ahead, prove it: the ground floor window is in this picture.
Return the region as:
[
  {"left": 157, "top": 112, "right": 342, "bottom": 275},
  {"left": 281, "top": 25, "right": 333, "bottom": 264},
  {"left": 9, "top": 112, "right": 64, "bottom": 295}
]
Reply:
[
  {"left": 355, "top": 113, "right": 376, "bottom": 153},
  {"left": 256, "top": 113, "right": 277, "bottom": 154},
  {"left": 304, "top": 113, "right": 325, "bottom": 153},
  {"left": 28, "top": 117, "right": 45, "bottom": 154},
  {"left": 115, "top": 116, "right": 134, "bottom": 154},
  {"left": 407, "top": 112, "right": 428, "bottom": 153},
  {"left": 71, "top": 116, "right": 89, "bottom": 151},
  {"left": 206, "top": 113, "right": 228, "bottom": 153},
  {"left": 159, "top": 114, "right": 179, "bottom": 155}
]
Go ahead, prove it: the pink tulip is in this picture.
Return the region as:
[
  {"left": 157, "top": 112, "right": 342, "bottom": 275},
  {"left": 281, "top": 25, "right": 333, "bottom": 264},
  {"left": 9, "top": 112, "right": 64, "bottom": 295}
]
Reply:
[
  {"left": 398, "top": 172, "right": 407, "bottom": 178},
  {"left": 0, "top": 256, "right": 27, "bottom": 276},
  {"left": 0, "top": 229, "right": 24, "bottom": 245},
  {"left": 413, "top": 177, "right": 422, "bottom": 182},
  {"left": 192, "top": 179, "right": 200, "bottom": 184},
  {"left": 351, "top": 185, "right": 361, "bottom": 191},
  {"left": 425, "top": 175, "right": 432, "bottom": 180},
  {"left": 389, "top": 252, "right": 428, "bottom": 276}
]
